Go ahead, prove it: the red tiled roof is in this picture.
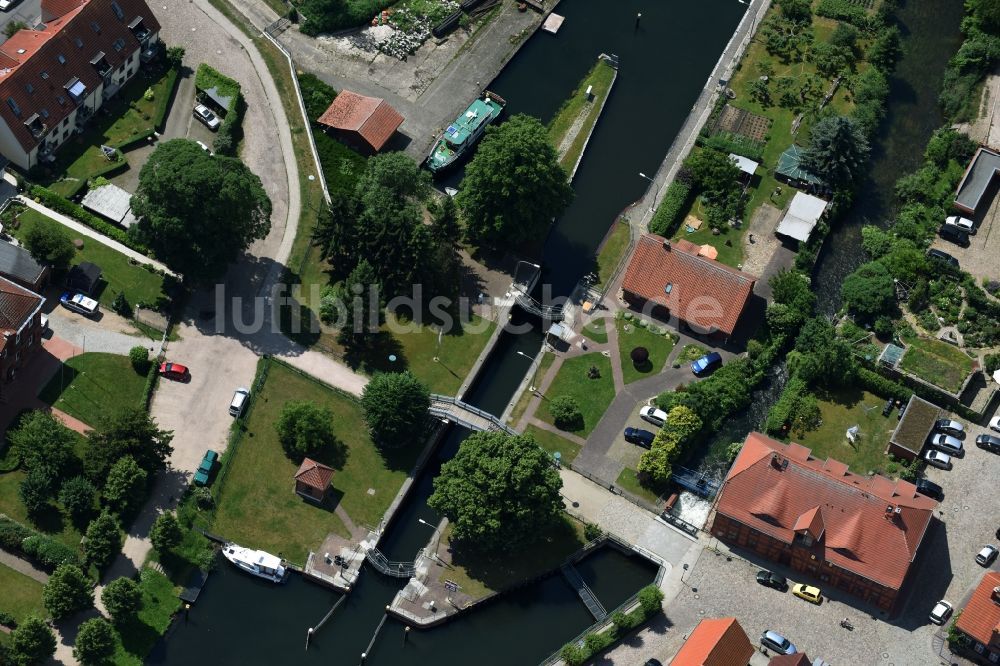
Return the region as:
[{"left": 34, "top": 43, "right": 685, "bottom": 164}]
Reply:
[
  {"left": 316, "top": 90, "right": 403, "bottom": 151},
  {"left": 956, "top": 572, "right": 1000, "bottom": 646},
  {"left": 42, "top": 0, "right": 85, "bottom": 19},
  {"left": 0, "top": 0, "right": 161, "bottom": 153},
  {"left": 716, "top": 433, "right": 937, "bottom": 590},
  {"left": 768, "top": 655, "right": 812, "bottom": 666},
  {"left": 0, "top": 276, "right": 43, "bottom": 357},
  {"left": 621, "top": 234, "right": 755, "bottom": 336},
  {"left": 671, "top": 617, "right": 754, "bottom": 666},
  {"left": 294, "top": 457, "right": 334, "bottom": 492}
]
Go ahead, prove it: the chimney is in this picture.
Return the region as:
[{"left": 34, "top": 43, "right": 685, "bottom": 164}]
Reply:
[{"left": 663, "top": 239, "right": 671, "bottom": 251}]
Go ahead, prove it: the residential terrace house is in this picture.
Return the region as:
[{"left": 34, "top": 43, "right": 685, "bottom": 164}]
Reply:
[
  {"left": 955, "top": 572, "right": 1000, "bottom": 664},
  {"left": 711, "top": 432, "right": 937, "bottom": 613},
  {"left": 0, "top": 0, "right": 160, "bottom": 171},
  {"left": 0, "top": 275, "right": 44, "bottom": 387}
]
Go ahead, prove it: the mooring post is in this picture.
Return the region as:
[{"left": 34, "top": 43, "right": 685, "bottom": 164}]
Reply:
[
  {"left": 360, "top": 653, "right": 366, "bottom": 664},
  {"left": 403, "top": 626, "right": 410, "bottom": 646},
  {"left": 635, "top": 12, "right": 641, "bottom": 29}
]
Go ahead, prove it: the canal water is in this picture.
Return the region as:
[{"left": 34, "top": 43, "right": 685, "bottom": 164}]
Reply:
[
  {"left": 682, "top": 0, "right": 966, "bottom": 484},
  {"left": 152, "top": 1, "right": 743, "bottom": 663}
]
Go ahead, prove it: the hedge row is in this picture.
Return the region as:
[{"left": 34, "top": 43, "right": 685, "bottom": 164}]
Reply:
[
  {"left": 648, "top": 181, "right": 691, "bottom": 237},
  {"left": 856, "top": 367, "right": 912, "bottom": 403},
  {"left": 153, "top": 67, "right": 180, "bottom": 130},
  {"left": 0, "top": 515, "right": 80, "bottom": 571},
  {"left": 28, "top": 185, "right": 149, "bottom": 254},
  {"left": 815, "top": 0, "right": 868, "bottom": 27},
  {"left": 560, "top": 585, "right": 664, "bottom": 666},
  {"left": 141, "top": 357, "right": 161, "bottom": 412}
]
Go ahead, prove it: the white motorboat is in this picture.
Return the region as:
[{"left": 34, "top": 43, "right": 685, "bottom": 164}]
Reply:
[{"left": 222, "top": 543, "right": 286, "bottom": 583}]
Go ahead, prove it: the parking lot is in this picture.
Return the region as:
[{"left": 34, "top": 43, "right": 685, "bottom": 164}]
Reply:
[
  {"left": 661, "top": 410, "right": 1000, "bottom": 665},
  {"left": 930, "top": 180, "right": 1000, "bottom": 286}
]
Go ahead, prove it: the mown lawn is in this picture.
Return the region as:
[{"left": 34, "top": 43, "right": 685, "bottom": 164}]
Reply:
[
  {"left": 899, "top": 337, "right": 976, "bottom": 394},
  {"left": 389, "top": 313, "right": 497, "bottom": 396},
  {"left": 781, "top": 387, "right": 899, "bottom": 475},
  {"left": 0, "top": 563, "right": 45, "bottom": 623},
  {"left": 617, "top": 318, "right": 675, "bottom": 385},
  {"left": 616, "top": 467, "right": 670, "bottom": 506},
  {"left": 113, "top": 568, "right": 181, "bottom": 666},
  {"left": 441, "top": 516, "right": 586, "bottom": 601},
  {"left": 526, "top": 424, "right": 581, "bottom": 465},
  {"left": 595, "top": 221, "right": 631, "bottom": 289},
  {"left": 38, "top": 352, "right": 147, "bottom": 428},
  {"left": 538, "top": 353, "right": 616, "bottom": 437},
  {"left": 212, "top": 360, "right": 421, "bottom": 563},
  {"left": 548, "top": 58, "right": 617, "bottom": 172},
  {"left": 11, "top": 209, "right": 169, "bottom": 309},
  {"left": 507, "top": 352, "right": 556, "bottom": 427},
  {"left": 581, "top": 318, "right": 609, "bottom": 344}
]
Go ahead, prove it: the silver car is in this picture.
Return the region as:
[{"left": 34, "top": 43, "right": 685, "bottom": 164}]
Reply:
[
  {"left": 194, "top": 103, "right": 221, "bottom": 131},
  {"left": 929, "top": 433, "right": 963, "bottom": 457},
  {"left": 935, "top": 418, "right": 964, "bottom": 437},
  {"left": 924, "top": 449, "right": 953, "bottom": 470}
]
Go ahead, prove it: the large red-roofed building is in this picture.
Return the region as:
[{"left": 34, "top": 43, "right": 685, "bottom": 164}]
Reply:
[
  {"left": 711, "top": 432, "right": 937, "bottom": 613},
  {"left": 316, "top": 90, "right": 403, "bottom": 153},
  {"left": 0, "top": 0, "right": 160, "bottom": 170},
  {"left": 621, "top": 234, "right": 755, "bottom": 339},
  {"left": 0, "top": 275, "right": 45, "bottom": 390},
  {"left": 670, "top": 617, "right": 754, "bottom": 666},
  {"left": 955, "top": 572, "right": 1000, "bottom": 663}
]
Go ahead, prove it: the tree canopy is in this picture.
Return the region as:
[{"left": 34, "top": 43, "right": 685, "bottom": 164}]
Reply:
[
  {"left": 42, "top": 563, "right": 93, "bottom": 619},
  {"left": 428, "top": 431, "right": 563, "bottom": 554},
  {"left": 102, "top": 456, "right": 147, "bottom": 516},
  {"left": 274, "top": 401, "right": 338, "bottom": 460},
  {"left": 360, "top": 371, "right": 430, "bottom": 448},
  {"left": 131, "top": 139, "right": 272, "bottom": 283},
  {"left": 150, "top": 512, "right": 183, "bottom": 554},
  {"left": 84, "top": 511, "right": 122, "bottom": 571},
  {"left": 84, "top": 407, "right": 173, "bottom": 483},
  {"left": 841, "top": 261, "right": 896, "bottom": 319},
  {"left": 457, "top": 114, "right": 573, "bottom": 247},
  {"left": 23, "top": 217, "right": 75, "bottom": 269},
  {"left": 9, "top": 410, "right": 80, "bottom": 483},
  {"left": 802, "top": 115, "right": 870, "bottom": 188},
  {"left": 73, "top": 618, "right": 116, "bottom": 665},
  {"left": 101, "top": 576, "right": 142, "bottom": 624},
  {"left": 6, "top": 616, "right": 56, "bottom": 666}
]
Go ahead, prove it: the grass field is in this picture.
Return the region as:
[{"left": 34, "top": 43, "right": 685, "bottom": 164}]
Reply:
[
  {"left": 615, "top": 467, "right": 670, "bottom": 506},
  {"left": 526, "top": 424, "right": 581, "bottom": 465},
  {"left": 537, "top": 353, "right": 615, "bottom": 437},
  {"left": 617, "top": 318, "right": 675, "bottom": 385},
  {"left": 595, "top": 221, "right": 631, "bottom": 289},
  {"left": 11, "top": 209, "right": 169, "bottom": 309},
  {"left": 548, "top": 58, "right": 617, "bottom": 173},
  {"left": 0, "top": 563, "right": 45, "bottom": 623},
  {"left": 581, "top": 318, "right": 609, "bottom": 344},
  {"left": 212, "top": 360, "right": 421, "bottom": 562},
  {"left": 507, "top": 352, "right": 556, "bottom": 427},
  {"left": 388, "top": 313, "right": 497, "bottom": 396},
  {"left": 113, "top": 568, "right": 181, "bottom": 666},
  {"left": 899, "top": 337, "right": 976, "bottom": 394},
  {"left": 441, "top": 516, "right": 586, "bottom": 601},
  {"left": 781, "top": 388, "right": 898, "bottom": 475},
  {"left": 38, "top": 353, "right": 147, "bottom": 428}
]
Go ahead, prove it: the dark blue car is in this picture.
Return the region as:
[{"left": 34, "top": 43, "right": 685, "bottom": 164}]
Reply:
[
  {"left": 624, "top": 427, "right": 656, "bottom": 449},
  {"left": 691, "top": 351, "right": 723, "bottom": 375}
]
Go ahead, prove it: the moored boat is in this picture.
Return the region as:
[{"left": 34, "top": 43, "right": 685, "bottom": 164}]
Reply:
[
  {"left": 222, "top": 543, "right": 286, "bottom": 583},
  {"left": 426, "top": 91, "right": 506, "bottom": 173}
]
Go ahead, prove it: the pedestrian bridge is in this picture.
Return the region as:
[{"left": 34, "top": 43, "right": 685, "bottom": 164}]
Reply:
[{"left": 429, "top": 394, "right": 516, "bottom": 435}]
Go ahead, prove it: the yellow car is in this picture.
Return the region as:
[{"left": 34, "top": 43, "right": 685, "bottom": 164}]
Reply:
[{"left": 792, "top": 583, "right": 823, "bottom": 604}]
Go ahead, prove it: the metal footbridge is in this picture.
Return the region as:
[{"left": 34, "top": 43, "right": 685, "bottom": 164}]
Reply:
[
  {"left": 365, "top": 547, "right": 416, "bottom": 578},
  {"left": 561, "top": 563, "right": 607, "bottom": 621},
  {"left": 429, "top": 394, "right": 517, "bottom": 435}
]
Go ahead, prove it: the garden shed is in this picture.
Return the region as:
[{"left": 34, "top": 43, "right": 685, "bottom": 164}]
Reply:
[
  {"left": 775, "top": 192, "right": 828, "bottom": 243},
  {"left": 775, "top": 145, "right": 823, "bottom": 188},
  {"left": 81, "top": 183, "right": 138, "bottom": 229},
  {"left": 294, "top": 458, "right": 334, "bottom": 503},
  {"left": 66, "top": 262, "right": 102, "bottom": 295},
  {"left": 317, "top": 90, "right": 404, "bottom": 153},
  {"left": 887, "top": 395, "right": 940, "bottom": 461}
]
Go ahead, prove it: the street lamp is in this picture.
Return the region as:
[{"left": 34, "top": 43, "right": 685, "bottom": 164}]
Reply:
[
  {"left": 638, "top": 172, "right": 654, "bottom": 183},
  {"left": 516, "top": 350, "right": 539, "bottom": 392},
  {"left": 417, "top": 519, "right": 447, "bottom": 566}
]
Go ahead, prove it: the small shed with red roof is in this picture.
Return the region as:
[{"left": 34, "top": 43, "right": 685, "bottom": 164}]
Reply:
[
  {"left": 293, "top": 458, "right": 334, "bottom": 503},
  {"left": 316, "top": 90, "right": 403, "bottom": 153}
]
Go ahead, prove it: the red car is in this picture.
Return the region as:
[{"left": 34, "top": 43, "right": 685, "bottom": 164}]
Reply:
[{"left": 158, "top": 362, "right": 190, "bottom": 381}]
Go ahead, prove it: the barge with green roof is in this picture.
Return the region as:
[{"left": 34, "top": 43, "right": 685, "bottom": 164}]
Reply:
[{"left": 426, "top": 91, "right": 506, "bottom": 173}]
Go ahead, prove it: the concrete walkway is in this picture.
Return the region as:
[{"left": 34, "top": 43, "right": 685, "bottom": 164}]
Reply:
[
  {"left": 16, "top": 196, "right": 176, "bottom": 277},
  {"left": 0, "top": 549, "right": 49, "bottom": 584}
]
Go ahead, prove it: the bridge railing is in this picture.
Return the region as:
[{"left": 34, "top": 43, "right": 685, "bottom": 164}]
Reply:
[
  {"left": 429, "top": 394, "right": 517, "bottom": 435},
  {"left": 365, "top": 548, "right": 416, "bottom": 578}
]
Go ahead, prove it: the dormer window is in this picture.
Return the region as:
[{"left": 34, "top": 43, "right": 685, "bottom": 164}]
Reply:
[
  {"left": 40, "top": 71, "right": 49, "bottom": 80},
  {"left": 7, "top": 97, "right": 20, "bottom": 116},
  {"left": 56, "top": 95, "right": 66, "bottom": 106},
  {"left": 111, "top": 1, "right": 125, "bottom": 19},
  {"left": 40, "top": 108, "right": 49, "bottom": 119},
  {"left": 57, "top": 53, "right": 67, "bottom": 65},
  {"left": 90, "top": 51, "right": 109, "bottom": 75},
  {"left": 64, "top": 77, "right": 86, "bottom": 100},
  {"left": 112, "top": 38, "right": 125, "bottom": 52},
  {"left": 90, "top": 22, "right": 100, "bottom": 33},
  {"left": 74, "top": 37, "right": 83, "bottom": 48}
]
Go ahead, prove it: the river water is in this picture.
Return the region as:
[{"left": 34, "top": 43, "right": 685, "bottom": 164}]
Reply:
[{"left": 151, "top": 1, "right": 744, "bottom": 663}]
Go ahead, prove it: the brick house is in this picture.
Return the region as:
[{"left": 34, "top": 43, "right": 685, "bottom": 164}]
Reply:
[
  {"left": 0, "top": 275, "right": 45, "bottom": 387},
  {"left": 670, "top": 617, "right": 754, "bottom": 666},
  {"left": 711, "top": 432, "right": 937, "bottom": 613},
  {"left": 293, "top": 458, "right": 334, "bottom": 503},
  {"left": 955, "top": 571, "right": 1000, "bottom": 663},
  {"left": 316, "top": 90, "right": 403, "bottom": 154},
  {"left": 0, "top": 0, "right": 161, "bottom": 171},
  {"left": 620, "top": 234, "right": 755, "bottom": 340}
]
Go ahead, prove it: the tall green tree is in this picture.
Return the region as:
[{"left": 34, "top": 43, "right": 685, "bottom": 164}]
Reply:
[
  {"left": 18, "top": 469, "right": 55, "bottom": 516},
  {"left": 59, "top": 476, "right": 96, "bottom": 526},
  {"left": 360, "top": 371, "right": 430, "bottom": 448},
  {"left": 84, "top": 511, "right": 122, "bottom": 571},
  {"left": 150, "top": 512, "right": 183, "bottom": 554},
  {"left": 841, "top": 261, "right": 896, "bottom": 319},
  {"left": 9, "top": 410, "right": 80, "bottom": 481},
  {"left": 131, "top": 139, "right": 272, "bottom": 283},
  {"left": 102, "top": 456, "right": 147, "bottom": 516},
  {"left": 312, "top": 190, "right": 359, "bottom": 273},
  {"left": 42, "top": 563, "right": 93, "bottom": 619},
  {"left": 84, "top": 407, "right": 173, "bottom": 483},
  {"left": 23, "top": 218, "right": 75, "bottom": 269},
  {"left": 336, "top": 259, "right": 383, "bottom": 346},
  {"left": 73, "top": 618, "right": 116, "bottom": 665},
  {"left": 457, "top": 114, "right": 573, "bottom": 247},
  {"left": 274, "top": 401, "right": 338, "bottom": 460},
  {"left": 683, "top": 148, "right": 742, "bottom": 227},
  {"left": 101, "top": 576, "right": 142, "bottom": 624},
  {"left": 6, "top": 616, "right": 56, "bottom": 666},
  {"left": 802, "top": 115, "right": 870, "bottom": 188},
  {"left": 788, "top": 318, "right": 856, "bottom": 386},
  {"left": 428, "top": 431, "right": 563, "bottom": 554}
]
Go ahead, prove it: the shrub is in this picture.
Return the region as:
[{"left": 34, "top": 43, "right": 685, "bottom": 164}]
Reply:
[
  {"left": 59, "top": 476, "right": 96, "bottom": 525},
  {"left": 0, "top": 610, "right": 17, "bottom": 628},
  {"left": 165, "top": 46, "right": 185, "bottom": 69},
  {"left": 42, "top": 563, "right": 93, "bottom": 619},
  {"left": 274, "top": 400, "right": 338, "bottom": 460},
  {"left": 816, "top": 0, "right": 868, "bottom": 27},
  {"left": 630, "top": 347, "right": 649, "bottom": 366},
  {"left": 560, "top": 643, "right": 587, "bottom": 666},
  {"left": 7, "top": 616, "right": 55, "bottom": 665},
  {"left": 549, "top": 395, "right": 583, "bottom": 431},
  {"left": 583, "top": 522, "right": 603, "bottom": 541},
  {"left": 129, "top": 345, "right": 149, "bottom": 373},
  {"left": 985, "top": 353, "right": 1000, "bottom": 374},
  {"left": 648, "top": 180, "right": 691, "bottom": 236},
  {"left": 638, "top": 584, "right": 664, "bottom": 614},
  {"left": 84, "top": 511, "right": 122, "bottom": 571}
]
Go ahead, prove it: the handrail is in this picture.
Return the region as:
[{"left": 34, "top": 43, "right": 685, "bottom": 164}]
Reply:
[
  {"left": 365, "top": 547, "right": 416, "bottom": 578},
  {"left": 428, "top": 394, "right": 517, "bottom": 435}
]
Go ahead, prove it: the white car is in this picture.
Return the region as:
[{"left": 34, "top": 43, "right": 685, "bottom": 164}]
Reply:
[
  {"left": 193, "top": 103, "right": 221, "bottom": 131},
  {"left": 195, "top": 140, "right": 211, "bottom": 153},
  {"left": 639, "top": 406, "right": 668, "bottom": 428},
  {"left": 929, "top": 600, "right": 953, "bottom": 625},
  {"left": 0, "top": 0, "right": 20, "bottom": 11},
  {"left": 944, "top": 215, "right": 975, "bottom": 234},
  {"left": 977, "top": 545, "right": 999, "bottom": 567},
  {"left": 924, "top": 449, "right": 952, "bottom": 470},
  {"left": 990, "top": 415, "right": 1000, "bottom": 434},
  {"left": 60, "top": 292, "right": 99, "bottom": 317}
]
